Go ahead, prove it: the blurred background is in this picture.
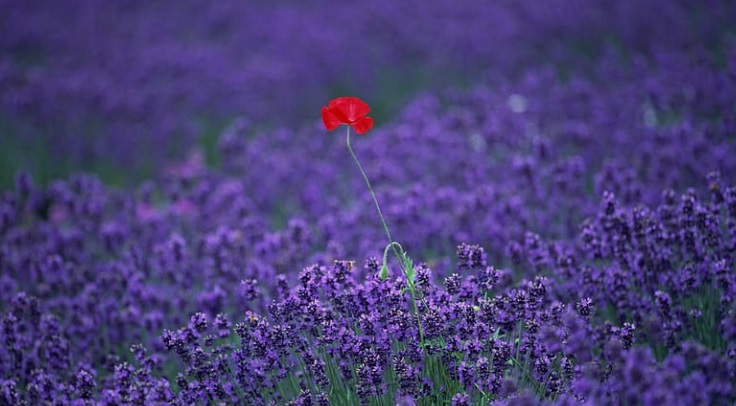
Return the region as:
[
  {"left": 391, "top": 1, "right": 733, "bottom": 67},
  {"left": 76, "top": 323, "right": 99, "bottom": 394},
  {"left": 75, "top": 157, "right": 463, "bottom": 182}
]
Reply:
[{"left": 2, "top": 0, "right": 734, "bottom": 191}]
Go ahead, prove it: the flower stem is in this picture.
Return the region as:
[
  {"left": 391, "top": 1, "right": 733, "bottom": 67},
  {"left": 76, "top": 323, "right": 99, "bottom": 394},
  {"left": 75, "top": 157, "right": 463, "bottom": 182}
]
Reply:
[
  {"left": 382, "top": 242, "right": 404, "bottom": 272},
  {"left": 345, "top": 127, "right": 399, "bottom": 259},
  {"left": 345, "top": 126, "right": 427, "bottom": 345}
]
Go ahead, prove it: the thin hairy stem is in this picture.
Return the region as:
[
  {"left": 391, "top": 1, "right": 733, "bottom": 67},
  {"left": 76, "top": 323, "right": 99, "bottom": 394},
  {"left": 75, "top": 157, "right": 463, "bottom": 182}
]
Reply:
[
  {"left": 345, "top": 126, "right": 426, "bottom": 344},
  {"left": 345, "top": 127, "right": 401, "bottom": 261},
  {"left": 382, "top": 242, "right": 405, "bottom": 270}
]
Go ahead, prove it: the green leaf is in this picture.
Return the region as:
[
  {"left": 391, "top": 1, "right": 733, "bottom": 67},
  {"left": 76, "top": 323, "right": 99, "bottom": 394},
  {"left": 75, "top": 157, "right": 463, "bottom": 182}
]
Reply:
[
  {"left": 406, "top": 268, "right": 415, "bottom": 284},
  {"left": 492, "top": 327, "right": 502, "bottom": 340},
  {"left": 403, "top": 256, "right": 415, "bottom": 283}
]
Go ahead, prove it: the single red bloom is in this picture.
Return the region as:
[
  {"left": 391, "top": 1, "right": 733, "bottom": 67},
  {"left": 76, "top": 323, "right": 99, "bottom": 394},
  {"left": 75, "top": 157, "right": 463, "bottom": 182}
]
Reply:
[{"left": 321, "top": 96, "right": 374, "bottom": 135}]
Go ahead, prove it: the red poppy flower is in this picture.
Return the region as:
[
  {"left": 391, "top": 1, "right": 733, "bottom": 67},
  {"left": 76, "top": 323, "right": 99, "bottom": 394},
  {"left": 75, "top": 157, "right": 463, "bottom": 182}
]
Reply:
[{"left": 321, "top": 96, "right": 374, "bottom": 135}]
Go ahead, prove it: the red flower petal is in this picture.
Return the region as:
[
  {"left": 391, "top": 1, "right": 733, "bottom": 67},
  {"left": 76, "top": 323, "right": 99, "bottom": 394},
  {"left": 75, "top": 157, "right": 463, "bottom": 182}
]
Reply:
[
  {"left": 321, "top": 106, "right": 342, "bottom": 130},
  {"left": 322, "top": 96, "right": 374, "bottom": 134},
  {"left": 351, "top": 116, "right": 374, "bottom": 135},
  {"left": 328, "top": 97, "right": 370, "bottom": 123}
]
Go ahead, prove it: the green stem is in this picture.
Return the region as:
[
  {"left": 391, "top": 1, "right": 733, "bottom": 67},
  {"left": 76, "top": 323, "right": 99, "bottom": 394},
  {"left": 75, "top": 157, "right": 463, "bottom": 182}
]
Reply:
[
  {"left": 346, "top": 127, "right": 404, "bottom": 263},
  {"left": 382, "top": 242, "right": 405, "bottom": 272},
  {"left": 345, "top": 126, "right": 425, "bottom": 344},
  {"left": 407, "top": 280, "right": 426, "bottom": 345}
]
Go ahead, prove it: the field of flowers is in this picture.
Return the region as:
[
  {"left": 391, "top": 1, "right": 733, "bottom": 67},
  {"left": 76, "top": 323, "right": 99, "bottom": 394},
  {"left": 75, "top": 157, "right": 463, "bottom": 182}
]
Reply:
[{"left": 2, "top": 0, "right": 736, "bottom": 405}]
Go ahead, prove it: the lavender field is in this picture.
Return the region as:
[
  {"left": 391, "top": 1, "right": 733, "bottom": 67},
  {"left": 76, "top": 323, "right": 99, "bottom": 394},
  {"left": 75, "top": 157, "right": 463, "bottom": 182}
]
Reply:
[{"left": 2, "top": 1, "right": 736, "bottom": 405}]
